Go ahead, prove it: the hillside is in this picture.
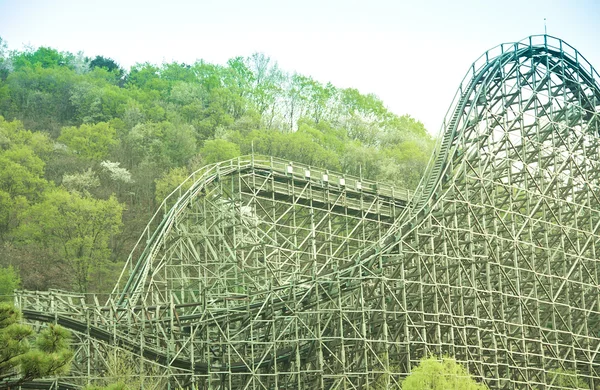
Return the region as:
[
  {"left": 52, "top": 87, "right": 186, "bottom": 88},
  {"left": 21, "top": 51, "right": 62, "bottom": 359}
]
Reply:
[{"left": 0, "top": 40, "right": 433, "bottom": 294}]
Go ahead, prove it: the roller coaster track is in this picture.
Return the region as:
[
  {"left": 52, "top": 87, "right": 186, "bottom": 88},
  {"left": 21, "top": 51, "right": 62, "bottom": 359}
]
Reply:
[
  {"left": 20, "top": 260, "right": 373, "bottom": 377},
  {"left": 115, "top": 155, "right": 410, "bottom": 307},
  {"left": 21, "top": 309, "right": 309, "bottom": 374},
  {"left": 17, "top": 35, "right": 600, "bottom": 389},
  {"left": 412, "top": 41, "right": 600, "bottom": 216},
  {"left": 16, "top": 158, "right": 410, "bottom": 387}
]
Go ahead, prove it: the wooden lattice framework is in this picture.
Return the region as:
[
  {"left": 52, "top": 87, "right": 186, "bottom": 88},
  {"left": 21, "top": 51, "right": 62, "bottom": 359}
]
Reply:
[{"left": 14, "top": 35, "right": 600, "bottom": 389}]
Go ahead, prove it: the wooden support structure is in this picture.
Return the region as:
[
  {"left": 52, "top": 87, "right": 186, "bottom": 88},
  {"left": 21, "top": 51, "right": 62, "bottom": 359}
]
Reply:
[{"left": 16, "top": 35, "right": 600, "bottom": 389}]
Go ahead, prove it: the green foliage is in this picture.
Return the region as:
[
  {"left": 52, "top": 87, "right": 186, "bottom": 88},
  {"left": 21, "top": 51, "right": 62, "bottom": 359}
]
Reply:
[
  {"left": 0, "top": 303, "right": 22, "bottom": 327},
  {"left": 85, "top": 383, "right": 129, "bottom": 390},
  {"left": 15, "top": 189, "right": 124, "bottom": 293},
  {"left": 83, "top": 350, "right": 165, "bottom": 390},
  {"left": 69, "top": 82, "right": 128, "bottom": 123},
  {"left": 123, "top": 121, "right": 196, "bottom": 168},
  {"left": 0, "top": 117, "right": 50, "bottom": 237},
  {"left": 0, "top": 37, "right": 8, "bottom": 81},
  {"left": 161, "top": 122, "right": 197, "bottom": 166},
  {"left": 400, "top": 356, "right": 488, "bottom": 390},
  {"left": 0, "top": 304, "right": 73, "bottom": 387},
  {"left": 0, "top": 266, "right": 20, "bottom": 301},
  {"left": 11, "top": 46, "right": 74, "bottom": 70},
  {"left": 0, "top": 42, "right": 435, "bottom": 295},
  {"left": 0, "top": 146, "right": 47, "bottom": 193},
  {"left": 548, "top": 369, "right": 590, "bottom": 389},
  {"left": 58, "top": 122, "right": 118, "bottom": 160},
  {"left": 199, "top": 139, "right": 241, "bottom": 165},
  {"left": 35, "top": 323, "right": 71, "bottom": 353},
  {"left": 89, "top": 56, "right": 123, "bottom": 77},
  {"left": 154, "top": 167, "right": 191, "bottom": 203},
  {"left": 2, "top": 65, "right": 79, "bottom": 133}
]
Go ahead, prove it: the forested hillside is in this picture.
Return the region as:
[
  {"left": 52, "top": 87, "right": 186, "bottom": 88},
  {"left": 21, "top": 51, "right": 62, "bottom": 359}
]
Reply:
[{"left": 0, "top": 37, "right": 434, "bottom": 294}]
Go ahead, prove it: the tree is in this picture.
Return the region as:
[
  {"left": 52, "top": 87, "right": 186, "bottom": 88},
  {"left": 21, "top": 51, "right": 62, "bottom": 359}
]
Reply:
[
  {"left": 378, "top": 138, "right": 432, "bottom": 189},
  {"left": 58, "top": 122, "right": 118, "bottom": 161},
  {"left": 3, "top": 64, "right": 79, "bottom": 133},
  {"left": 10, "top": 47, "right": 73, "bottom": 70},
  {"left": 0, "top": 37, "right": 8, "bottom": 81},
  {"left": 89, "top": 56, "right": 123, "bottom": 80},
  {"left": 160, "top": 122, "right": 197, "bottom": 166},
  {"left": 82, "top": 349, "right": 166, "bottom": 390},
  {"left": 122, "top": 121, "right": 196, "bottom": 168},
  {"left": 85, "top": 384, "right": 127, "bottom": 390},
  {"left": 0, "top": 40, "right": 439, "bottom": 297},
  {"left": 245, "top": 53, "right": 284, "bottom": 126},
  {"left": 69, "top": 82, "right": 125, "bottom": 124},
  {"left": 154, "top": 167, "right": 191, "bottom": 204},
  {"left": 15, "top": 189, "right": 124, "bottom": 294},
  {"left": 0, "top": 266, "right": 20, "bottom": 302},
  {"left": 199, "top": 139, "right": 240, "bottom": 165},
  {"left": 62, "top": 168, "right": 101, "bottom": 194},
  {"left": 0, "top": 117, "right": 51, "bottom": 238},
  {"left": 399, "top": 356, "right": 488, "bottom": 390},
  {"left": 0, "top": 304, "right": 73, "bottom": 388},
  {"left": 284, "top": 73, "right": 310, "bottom": 131},
  {"left": 223, "top": 57, "right": 254, "bottom": 121},
  {"left": 125, "top": 63, "right": 167, "bottom": 92},
  {"left": 340, "top": 141, "right": 381, "bottom": 179}
]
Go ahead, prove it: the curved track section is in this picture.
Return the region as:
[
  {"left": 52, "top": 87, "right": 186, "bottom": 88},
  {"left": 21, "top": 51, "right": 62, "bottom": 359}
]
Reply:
[
  {"left": 407, "top": 35, "right": 600, "bottom": 218},
  {"left": 115, "top": 156, "right": 409, "bottom": 307},
  {"left": 365, "top": 34, "right": 600, "bottom": 388}
]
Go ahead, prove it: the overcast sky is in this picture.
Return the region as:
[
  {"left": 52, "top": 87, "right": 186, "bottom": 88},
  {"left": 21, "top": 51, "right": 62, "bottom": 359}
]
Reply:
[{"left": 1, "top": 0, "right": 598, "bottom": 134}]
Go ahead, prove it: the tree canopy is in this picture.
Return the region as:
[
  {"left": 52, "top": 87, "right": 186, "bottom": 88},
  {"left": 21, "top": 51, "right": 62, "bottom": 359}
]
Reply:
[
  {"left": 0, "top": 304, "right": 73, "bottom": 388},
  {"left": 0, "top": 37, "right": 434, "bottom": 295},
  {"left": 0, "top": 266, "right": 20, "bottom": 302},
  {"left": 400, "top": 356, "right": 488, "bottom": 390}
]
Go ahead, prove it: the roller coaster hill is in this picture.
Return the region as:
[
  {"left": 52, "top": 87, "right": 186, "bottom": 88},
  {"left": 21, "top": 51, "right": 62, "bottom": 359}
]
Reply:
[{"left": 12, "top": 34, "right": 600, "bottom": 389}]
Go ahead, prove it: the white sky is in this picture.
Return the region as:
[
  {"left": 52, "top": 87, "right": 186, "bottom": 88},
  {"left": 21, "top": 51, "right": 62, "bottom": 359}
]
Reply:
[{"left": 0, "top": 0, "right": 599, "bottom": 134}]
